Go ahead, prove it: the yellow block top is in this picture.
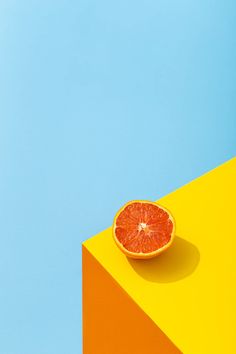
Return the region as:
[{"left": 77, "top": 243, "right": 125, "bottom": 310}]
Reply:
[{"left": 83, "top": 157, "right": 236, "bottom": 354}]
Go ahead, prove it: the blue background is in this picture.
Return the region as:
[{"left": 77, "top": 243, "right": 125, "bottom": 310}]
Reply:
[{"left": 0, "top": 0, "right": 235, "bottom": 353}]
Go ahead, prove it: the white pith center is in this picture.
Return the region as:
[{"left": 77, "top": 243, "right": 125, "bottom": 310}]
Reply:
[{"left": 138, "top": 222, "right": 147, "bottom": 231}]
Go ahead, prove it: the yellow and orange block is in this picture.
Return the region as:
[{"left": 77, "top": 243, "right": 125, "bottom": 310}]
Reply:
[{"left": 83, "top": 157, "right": 236, "bottom": 354}]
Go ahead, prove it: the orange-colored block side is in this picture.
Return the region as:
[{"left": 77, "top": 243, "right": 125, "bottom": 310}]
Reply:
[{"left": 82, "top": 245, "right": 182, "bottom": 354}]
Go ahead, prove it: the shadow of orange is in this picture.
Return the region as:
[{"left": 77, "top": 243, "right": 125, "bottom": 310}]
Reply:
[{"left": 127, "top": 236, "right": 200, "bottom": 283}]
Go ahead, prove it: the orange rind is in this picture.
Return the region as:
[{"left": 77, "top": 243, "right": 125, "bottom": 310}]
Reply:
[{"left": 112, "top": 200, "right": 175, "bottom": 259}]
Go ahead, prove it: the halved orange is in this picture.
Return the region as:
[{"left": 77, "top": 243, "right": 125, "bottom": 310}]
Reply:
[{"left": 112, "top": 200, "right": 175, "bottom": 259}]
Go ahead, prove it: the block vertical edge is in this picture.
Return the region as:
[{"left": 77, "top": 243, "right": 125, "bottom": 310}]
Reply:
[{"left": 82, "top": 245, "right": 182, "bottom": 354}]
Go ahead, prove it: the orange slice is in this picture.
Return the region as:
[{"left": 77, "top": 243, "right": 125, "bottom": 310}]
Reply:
[{"left": 113, "top": 200, "right": 175, "bottom": 259}]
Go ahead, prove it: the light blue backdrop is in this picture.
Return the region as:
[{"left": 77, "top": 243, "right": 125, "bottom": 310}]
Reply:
[{"left": 0, "top": 0, "right": 235, "bottom": 353}]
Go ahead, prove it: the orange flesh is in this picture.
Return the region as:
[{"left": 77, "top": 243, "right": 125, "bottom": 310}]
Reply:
[{"left": 115, "top": 202, "right": 173, "bottom": 254}]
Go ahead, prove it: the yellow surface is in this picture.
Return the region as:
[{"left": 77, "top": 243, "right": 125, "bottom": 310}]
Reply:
[{"left": 83, "top": 157, "right": 236, "bottom": 353}]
